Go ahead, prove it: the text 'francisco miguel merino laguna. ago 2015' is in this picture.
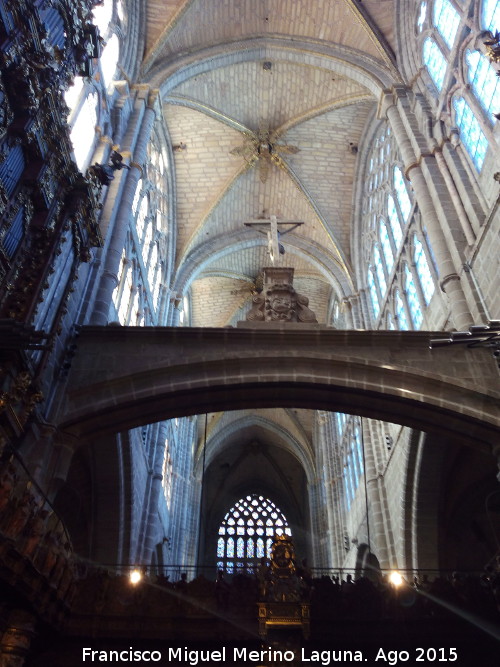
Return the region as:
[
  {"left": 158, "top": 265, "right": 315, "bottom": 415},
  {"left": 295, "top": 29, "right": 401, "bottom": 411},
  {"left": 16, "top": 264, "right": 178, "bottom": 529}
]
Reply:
[{"left": 82, "top": 646, "right": 460, "bottom": 664}]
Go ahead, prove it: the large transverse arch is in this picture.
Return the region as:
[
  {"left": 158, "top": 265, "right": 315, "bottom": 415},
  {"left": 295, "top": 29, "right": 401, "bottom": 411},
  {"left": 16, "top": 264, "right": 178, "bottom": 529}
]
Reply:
[{"left": 56, "top": 326, "right": 500, "bottom": 451}]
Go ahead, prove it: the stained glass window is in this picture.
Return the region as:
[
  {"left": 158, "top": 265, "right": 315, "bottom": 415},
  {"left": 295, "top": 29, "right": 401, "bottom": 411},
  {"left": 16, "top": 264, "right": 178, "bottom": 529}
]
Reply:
[
  {"left": 161, "top": 438, "right": 173, "bottom": 509},
  {"left": 336, "top": 412, "right": 347, "bottom": 435},
  {"left": 423, "top": 37, "right": 447, "bottom": 90},
  {"left": 482, "top": 0, "right": 500, "bottom": 32},
  {"left": 142, "top": 222, "right": 153, "bottom": 265},
  {"left": 374, "top": 246, "right": 387, "bottom": 293},
  {"left": 136, "top": 196, "right": 148, "bottom": 240},
  {"left": 237, "top": 537, "right": 245, "bottom": 558},
  {"left": 217, "top": 537, "right": 224, "bottom": 558},
  {"left": 216, "top": 495, "right": 291, "bottom": 574},
  {"left": 453, "top": 97, "right": 488, "bottom": 169},
  {"left": 413, "top": 236, "right": 435, "bottom": 305},
  {"left": 340, "top": 417, "right": 365, "bottom": 511},
  {"left": 226, "top": 538, "right": 234, "bottom": 558},
  {"left": 344, "top": 459, "right": 354, "bottom": 507},
  {"left": 132, "top": 180, "right": 143, "bottom": 213},
  {"left": 405, "top": 264, "right": 423, "bottom": 329},
  {"left": 247, "top": 539, "right": 255, "bottom": 559},
  {"left": 433, "top": 0, "right": 460, "bottom": 48},
  {"left": 394, "top": 167, "right": 411, "bottom": 222},
  {"left": 148, "top": 244, "right": 158, "bottom": 288},
  {"left": 421, "top": 2, "right": 499, "bottom": 172},
  {"left": 256, "top": 537, "right": 264, "bottom": 558},
  {"left": 355, "top": 425, "right": 364, "bottom": 475},
  {"left": 380, "top": 221, "right": 394, "bottom": 272},
  {"left": 69, "top": 93, "right": 98, "bottom": 169},
  {"left": 92, "top": 0, "right": 113, "bottom": 33},
  {"left": 465, "top": 50, "right": 500, "bottom": 123},
  {"left": 64, "top": 77, "right": 84, "bottom": 112},
  {"left": 364, "top": 121, "right": 436, "bottom": 330},
  {"left": 396, "top": 290, "right": 409, "bottom": 330},
  {"left": 387, "top": 195, "right": 403, "bottom": 248},
  {"left": 418, "top": 2, "right": 428, "bottom": 31},
  {"left": 368, "top": 269, "right": 380, "bottom": 318},
  {"left": 101, "top": 33, "right": 120, "bottom": 89}
]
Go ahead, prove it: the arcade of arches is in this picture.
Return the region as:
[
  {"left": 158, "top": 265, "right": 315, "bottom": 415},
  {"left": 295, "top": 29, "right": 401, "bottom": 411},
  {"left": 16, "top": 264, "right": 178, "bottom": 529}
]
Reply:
[{"left": 1, "top": 0, "right": 500, "bottom": 662}]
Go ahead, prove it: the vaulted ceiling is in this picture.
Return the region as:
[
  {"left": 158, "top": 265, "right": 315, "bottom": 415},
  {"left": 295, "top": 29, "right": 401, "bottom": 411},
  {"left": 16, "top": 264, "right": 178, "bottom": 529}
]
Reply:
[{"left": 137, "top": 0, "right": 403, "bottom": 480}]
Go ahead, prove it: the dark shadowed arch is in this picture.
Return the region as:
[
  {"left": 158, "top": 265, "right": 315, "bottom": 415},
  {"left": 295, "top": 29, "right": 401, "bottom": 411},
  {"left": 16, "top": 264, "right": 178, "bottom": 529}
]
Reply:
[{"left": 56, "top": 326, "right": 500, "bottom": 452}]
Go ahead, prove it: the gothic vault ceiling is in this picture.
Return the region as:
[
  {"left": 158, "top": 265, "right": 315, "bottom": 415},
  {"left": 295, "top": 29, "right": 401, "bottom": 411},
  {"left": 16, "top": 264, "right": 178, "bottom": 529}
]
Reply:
[{"left": 137, "top": 0, "right": 401, "bottom": 469}]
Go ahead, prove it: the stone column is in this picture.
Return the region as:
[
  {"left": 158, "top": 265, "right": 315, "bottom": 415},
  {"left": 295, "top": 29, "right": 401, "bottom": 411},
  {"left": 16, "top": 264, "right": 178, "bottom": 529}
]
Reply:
[
  {"left": 362, "top": 420, "right": 390, "bottom": 569},
  {"left": 381, "top": 89, "right": 473, "bottom": 330},
  {"left": 137, "top": 421, "right": 166, "bottom": 565},
  {"left": 317, "top": 413, "right": 343, "bottom": 567},
  {"left": 342, "top": 293, "right": 360, "bottom": 329},
  {"left": 90, "top": 87, "right": 159, "bottom": 325},
  {"left": 0, "top": 609, "right": 36, "bottom": 667}
]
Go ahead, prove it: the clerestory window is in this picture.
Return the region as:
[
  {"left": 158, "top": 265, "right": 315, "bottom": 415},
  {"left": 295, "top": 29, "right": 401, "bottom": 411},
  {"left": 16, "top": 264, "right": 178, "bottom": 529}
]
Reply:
[
  {"left": 421, "top": 0, "right": 499, "bottom": 171},
  {"left": 363, "top": 123, "right": 436, "bottom": 329},
  {"left": 65, "top": 0, "right": 123, "bottom": 170}
]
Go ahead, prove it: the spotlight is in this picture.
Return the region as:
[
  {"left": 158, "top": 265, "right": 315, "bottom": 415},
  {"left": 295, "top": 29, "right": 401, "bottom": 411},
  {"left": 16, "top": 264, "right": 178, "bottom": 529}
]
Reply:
[
  {"left": 129, "top": 568, "right": 142, "bottom": 585},
  {"left": 389, "top": 571, "right": 403, "bottom": 587}
]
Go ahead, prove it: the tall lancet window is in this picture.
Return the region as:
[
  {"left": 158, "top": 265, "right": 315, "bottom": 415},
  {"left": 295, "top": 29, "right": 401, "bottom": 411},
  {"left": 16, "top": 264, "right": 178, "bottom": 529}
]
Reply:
[
  {"left": 419, "top": 0, "right": 499, "bottom": 172},
  {"left": 361, "top": 123, "right": 436, "bottom": 329},
  {"left": 217, "top": 495, "right": 291, "bottom": 574},
  {"left": 111, "top": 127, "right": 170, "bottom": 325},
  {"left": 64, "top": 0, "right": 124, "bottom": 170}
]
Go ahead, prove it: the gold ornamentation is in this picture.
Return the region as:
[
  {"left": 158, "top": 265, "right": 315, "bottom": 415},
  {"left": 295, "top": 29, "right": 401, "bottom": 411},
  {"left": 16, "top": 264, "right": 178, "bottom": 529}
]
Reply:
[
  {"left": 230, "top": 124, "right": 299, "bottom": 183},
  {"left": 484, "top": 31, "right": 500, "bottom": 63}
]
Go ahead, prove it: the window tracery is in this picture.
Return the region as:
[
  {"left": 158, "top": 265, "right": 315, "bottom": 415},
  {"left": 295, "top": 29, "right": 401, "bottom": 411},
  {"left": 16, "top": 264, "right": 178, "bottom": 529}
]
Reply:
[
  {"left": 336, "top": 415, "right": 364, "bottom": 511},
  {"left": 362, "top": 124, "right": 436, "bottom": 329},
  {"left": 65, "top": 0, "right": 123, "bottom": 170},
  {"left": 418, "top": 2, "right": 428, "bottom": 32},
  {"left": 69, "top": 92, "right": 98, "bottom": 170},
  {"left": 423, "top": 38, "right": 447, "bottom": 89},
  {"left": 433, "top": 0, "right": 461, "bottom": 48},
  {"left": 379, "top": 220, "right": 394, "bottom": 272},
  {"left": 368, "top": 269, "right": 380, "bottom": 317},
  {"left": 100, "top": 33, "right": 120, "bottom": 90},
  {"left": 162, "top": 438, "right": 173, "bottom": 510},
  {"left": 111, "top": 130, "right": 169, "bottom": 325},
  {"left": 483, "top": 0, "right": 500, "bottom": 31},
  {"left": 216, "top": 495, "right": 291, "bottom": 574},
  {"left": 404, "top": 264, "right": 424, "bottom": 329},
  {"left": 413, "top": 235, "right": 435, "bottom": 305},
  {"left": 420, "top": 0, "right": 499, "bottom": 171},
  {"left": 465, "top": 49, "right": 500, "bottom": 122},
  {"left": 92, "top": 0, "right": 113, "bottom": 33},
  {"left": 453, "top": 97, "right": 489, "bottom": 169},
  {"left": 395, "top": 289, "right": 410, "bottom": 330}
]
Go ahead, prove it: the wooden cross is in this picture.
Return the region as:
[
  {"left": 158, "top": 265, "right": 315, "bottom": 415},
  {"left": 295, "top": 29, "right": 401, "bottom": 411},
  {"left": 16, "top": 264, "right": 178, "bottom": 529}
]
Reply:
[{"left": 244, "top": 215, "right": 304, "bottom": 264}]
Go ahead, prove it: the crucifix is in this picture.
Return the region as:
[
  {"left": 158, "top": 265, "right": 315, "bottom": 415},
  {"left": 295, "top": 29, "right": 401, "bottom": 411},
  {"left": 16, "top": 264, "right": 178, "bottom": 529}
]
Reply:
[{"left": 244, "top": 215, "right": 304, "bottom": 264}]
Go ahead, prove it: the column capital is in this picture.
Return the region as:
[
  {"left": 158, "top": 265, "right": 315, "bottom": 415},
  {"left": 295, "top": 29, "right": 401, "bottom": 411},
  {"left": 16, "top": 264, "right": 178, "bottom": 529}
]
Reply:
[
  {"left": 342, "top": 293, "right": 359, "bottom": 309},
  {"left": 378, "top": 85, "right": 411, "bottom": 117}
]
